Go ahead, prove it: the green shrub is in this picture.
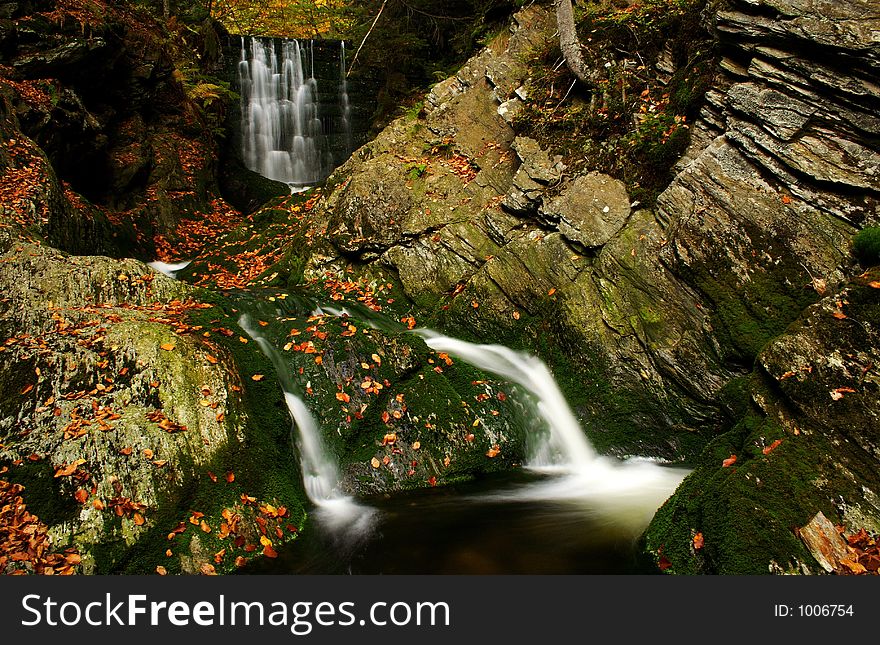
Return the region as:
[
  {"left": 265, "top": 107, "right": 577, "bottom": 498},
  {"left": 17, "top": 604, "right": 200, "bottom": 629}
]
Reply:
[{"left": 853, "top": 227, "right": 880, "bottom": 266}]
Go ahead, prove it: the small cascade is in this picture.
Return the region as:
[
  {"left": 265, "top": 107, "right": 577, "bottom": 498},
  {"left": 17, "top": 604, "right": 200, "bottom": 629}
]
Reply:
[
  {"left": 238, "top": 37, "right": 332, "bottom": 186},
  {"left": 415, "top": 330, "right": 688, "bottom": 528},
  {"left": 417, "top": 330, "right": 595, "bottom": 469},
  {"left": 147, "top": 260, "right": 191, "bottom": 278},
  {"left": 238, "top": 315, "right": 375, "bottom": 536}
]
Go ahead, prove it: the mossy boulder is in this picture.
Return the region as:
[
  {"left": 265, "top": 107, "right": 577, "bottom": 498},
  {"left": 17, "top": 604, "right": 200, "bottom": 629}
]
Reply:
[{"left": 0, "top": 241, "right": 308, "bottom": 573}]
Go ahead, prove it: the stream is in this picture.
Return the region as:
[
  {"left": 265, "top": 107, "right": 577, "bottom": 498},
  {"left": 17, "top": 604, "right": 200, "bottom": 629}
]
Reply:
[{"left": 233, "top": 296, "right": 687, "bottom": 574}]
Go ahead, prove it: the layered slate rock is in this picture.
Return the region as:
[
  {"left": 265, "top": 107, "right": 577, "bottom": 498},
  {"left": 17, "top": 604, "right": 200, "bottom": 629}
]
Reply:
[{"left": 644, "top": 0, "right": 880, "bottom": 573}]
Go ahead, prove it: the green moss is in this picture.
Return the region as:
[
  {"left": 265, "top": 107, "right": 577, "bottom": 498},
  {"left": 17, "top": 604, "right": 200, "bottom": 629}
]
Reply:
[
  {"left": 853, "top": 227, "right": 880, "bottom": 266},
  {"left": 643, "top": 406, "right": 865, "bottom": 574}
]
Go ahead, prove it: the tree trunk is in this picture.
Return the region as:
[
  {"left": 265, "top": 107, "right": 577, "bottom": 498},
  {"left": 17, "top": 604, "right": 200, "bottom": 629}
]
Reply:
[{"left": 554, "top": 0, "right": 590, "bottom": 85}]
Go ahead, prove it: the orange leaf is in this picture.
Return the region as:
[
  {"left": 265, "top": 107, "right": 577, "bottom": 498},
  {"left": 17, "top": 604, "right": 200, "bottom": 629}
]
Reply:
[
  {"left": 370, "top": 457, "right": 381, "bottom": 469},
  {"left": 839, "top": 558, "right": 866, "bottom": 574},
  {"left": 133, "top": 513, "right": 145, "bottom": 526},
  {"left": 868, "top": 281, "right": 880, "bottom": 289},
  {"left": 143, "top": 448, "right": 154, "bottom": 459},
  {"left": 762, "top": 439, "right": 783, "bottom": 455},
  {"left": 693, "top": 532, "right": 704, "bottom": 550},
  {"left": 225, "top": 471, "right": 235, "bottom": 483},
  {"left": 160, "top": 343, "right": 175, "bottom": 351},
  {"left": 200, "top": 520, "right": 211, "bottom": 533},
  {"left": 722, "top": 454, "right": 737, "bottom": 468},
  {"left": 251, "top": 374, "right": 264, "bottom": 381},
  {"left": 658, "top": 555, "right": 673, "bottom": 571},
  {"left": 263, "top": 544, "right": 278, "bottom": 558},
  {"left": 781, "top": 194, "right": 792, "bottom": 204},
  {"left": 156, "top": 566, "right": 168, "bottom": 575},
  {"left": 548, "top": 288, "right": 557, "bottom": 296},
  {"left": 335, "top": 391, "right": 350, "bottom": 403},
  {"left": 832, "top": 311, "right": 847, "bottom": 320},
  {"left": 74, "top": 489, "right": 89, "bottom": 504},
  {"left": 486, "top": 445, "right": 501, "bottom": 458},
  {"left": 205, "top": 354, "right": 219, "bottom": 365},
  {"left": 20, "top": 384, "right": 34, "bottom": 395}
]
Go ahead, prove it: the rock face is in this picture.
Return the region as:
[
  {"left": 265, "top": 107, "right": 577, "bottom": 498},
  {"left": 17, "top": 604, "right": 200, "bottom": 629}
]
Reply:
[
  {"left": 643, "top": 0, "right": 880, "bottom": 572},
  {"left": 284, "top": 6, "right": 727, "bottom": 459}
]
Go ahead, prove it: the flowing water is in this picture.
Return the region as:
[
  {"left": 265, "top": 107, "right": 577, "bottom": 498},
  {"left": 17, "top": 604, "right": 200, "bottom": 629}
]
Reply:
[
  {"left": 238, "top": 37, "right": 353, "bottom": 187},
  {"left": 238, "top": 315, "right": 377, "bottom": 541},
  {"left": 237, "top": 302, "right": 686, "bottom": 573}
]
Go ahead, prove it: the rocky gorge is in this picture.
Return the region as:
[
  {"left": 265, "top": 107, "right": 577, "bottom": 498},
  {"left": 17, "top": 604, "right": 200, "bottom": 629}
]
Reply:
[{"left": 0, "top": 0, "right": 878, "bottom": 575}]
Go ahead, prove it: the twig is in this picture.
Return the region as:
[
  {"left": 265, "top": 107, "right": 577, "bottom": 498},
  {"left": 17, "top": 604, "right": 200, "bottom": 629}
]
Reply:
[
  {"left": 550, "top": 79, "right": 577, "bottom": 117},
  {"left": 347, "top": 0, "right": 388, "bottom": 78}
]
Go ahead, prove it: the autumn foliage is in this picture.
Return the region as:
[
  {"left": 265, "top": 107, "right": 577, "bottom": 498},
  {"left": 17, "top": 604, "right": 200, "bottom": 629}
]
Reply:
[{"left": 0, "top": 470, "right": 81, "bottom": 575}]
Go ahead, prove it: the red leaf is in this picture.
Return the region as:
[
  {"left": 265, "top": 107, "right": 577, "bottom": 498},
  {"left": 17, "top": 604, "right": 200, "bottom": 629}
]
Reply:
[{"left": 722, "top": 454, "right": 737, "bottom": 468}]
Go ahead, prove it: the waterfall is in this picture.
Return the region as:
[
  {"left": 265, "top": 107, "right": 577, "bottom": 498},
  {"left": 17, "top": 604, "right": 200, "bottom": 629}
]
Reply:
[
  {"left": 339, "top": 42, "right": 353, "bottom": 158},
  {"left": 417, "top": 330, "right": 595, "bottom": 469},
  {"left": 415, "top": 330, "right": 688, "bottom": 525},
  {"left": 238, "top": 37, "right": 332, "bottom": 187},
  {"left": 238, "top": 37, "right": 354, "bottom": 187},
  {"left": 238, "top": 315, "right": 375, "bottom": 536}
]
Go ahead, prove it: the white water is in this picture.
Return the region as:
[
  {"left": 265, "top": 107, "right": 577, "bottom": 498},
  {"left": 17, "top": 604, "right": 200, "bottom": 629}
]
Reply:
[
  {"left": 147, "top": 260, "right": 191, "bottom": 278},
  {"left": 416, "top": 330, "right": 688, "bottom": 531},
  {"left": 238, "top": 37, "right": 353, "bottom": 187},
  {"left": 238, "top": 315, "right": 375, "bottom": 537}
]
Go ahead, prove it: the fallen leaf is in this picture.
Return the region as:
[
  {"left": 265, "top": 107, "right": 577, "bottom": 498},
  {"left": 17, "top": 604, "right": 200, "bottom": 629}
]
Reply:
[
  {"left": 54, "top": 459, "right": 86, "bottom": 477},
  {"left": 658, "top": 555, "right": 673, "bottom": 571},
  {"left": 205, "top": 354, "right": 219, "bottom": 364},
  {"left": 143, "top": 449, "right": 154, "bottom": 459},
  {"left": 548, "top": 288, "right": 557, "bottom": 296},
  {"left": 722, "top": 454, "right": 737, "bottom": 468},
  {"left": 762, "top": 439, "right": 783, "bottom": 455},
  {"left": 370, "top": 457, "right": 380, "bottom": 469},
  {"left": 251, "top": 374, "right": 264, "bottom": 381},
  {"left": 225, "top": 471, "right": 234, "bottom": 483},
  {"left": 486, "top": 445, "right": 501, "bottom": 458},
  {"left": 839, "top": 558, "right": 866, "bottom": 574},
  {"left": 412, "top": 441, "right": 421, "bottom": 450},
  {"left": 693, "top": 532, "right": 704, "bottom": 550},
  {"left": 160, "top": 343, "right": 175, "bottom": 352},
  {"left": 20, "top": 384, "right": 34, "bottom": 395},
  {"left": 133, "top": 513, "right": 145, "bottom": 526},
  {"left": 156, "top": 566, "right": 168, "bottom": 576},
  {"left": 199, "top": 520, "right": 211, "bottom": 533},
  {"left": 74, "top": 489, "right": 88, "bottom": 504},
  {"left": 263, "top": 544, "right": 278, "bottom": 558}
]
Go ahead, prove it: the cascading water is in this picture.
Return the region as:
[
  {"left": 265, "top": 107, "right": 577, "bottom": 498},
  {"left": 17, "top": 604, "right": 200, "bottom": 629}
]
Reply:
[
  {"left": 416, "top": 330, "right": 688, "bottom": 530},
  {"left": 238, "top": 37, "right": 354, "bottom": 188},
  {"left": 339, "top": 42, "right": 353, "bottom": 159},
  {"left": 238, "top": 315, "right": 375, "bottom": 537}
]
